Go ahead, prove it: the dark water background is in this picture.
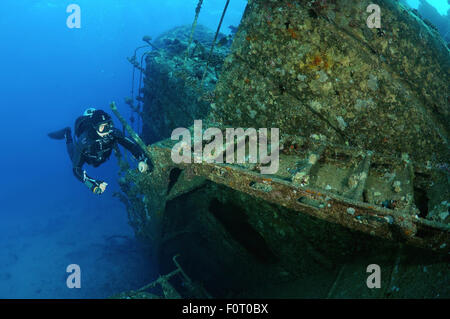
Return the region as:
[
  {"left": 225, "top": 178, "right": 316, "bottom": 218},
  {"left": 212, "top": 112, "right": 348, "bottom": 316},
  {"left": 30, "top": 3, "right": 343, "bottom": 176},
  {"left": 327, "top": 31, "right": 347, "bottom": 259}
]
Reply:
[{"left": 0, "top": 0, "right": 447, "bottom": 298}]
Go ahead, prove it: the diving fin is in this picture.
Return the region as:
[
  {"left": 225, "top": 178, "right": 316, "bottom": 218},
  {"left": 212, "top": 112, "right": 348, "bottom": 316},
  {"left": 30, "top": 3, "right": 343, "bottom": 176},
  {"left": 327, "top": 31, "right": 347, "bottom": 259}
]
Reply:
[{"left": 48, "top": 127, "right": 71, "bottom": 140}]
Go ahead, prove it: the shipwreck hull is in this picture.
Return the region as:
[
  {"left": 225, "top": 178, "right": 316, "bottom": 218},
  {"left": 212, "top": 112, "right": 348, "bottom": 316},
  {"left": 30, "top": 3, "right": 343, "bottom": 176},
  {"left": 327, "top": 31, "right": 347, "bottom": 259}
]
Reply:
[
  {"left": 117, "top": 131, "right": 449, "bottom": 297},
  {"left": 133, "top": 133, "right": 450, "bottom": 253},
  {"left": 119, "top": 0, "right": 450, "bottom": 298},
  {"left": 211, "top": 0, "right": 449, "bottom": 166},
  {"left": 157, "top": 182, "right": 448, "bottom": 298}
]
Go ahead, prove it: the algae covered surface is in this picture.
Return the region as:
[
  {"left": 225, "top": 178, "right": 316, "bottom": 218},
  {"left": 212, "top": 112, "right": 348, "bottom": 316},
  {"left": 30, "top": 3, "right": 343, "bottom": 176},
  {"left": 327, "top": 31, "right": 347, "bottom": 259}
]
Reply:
[
  {"left": 140, "top": 25, "right": 232, "bottom": 144},
  {"left": 117, "top": 0, "right": 449, "bottom": 299},
  {"left": 211, "top": 0, "right": 449, "bottom": 166}
]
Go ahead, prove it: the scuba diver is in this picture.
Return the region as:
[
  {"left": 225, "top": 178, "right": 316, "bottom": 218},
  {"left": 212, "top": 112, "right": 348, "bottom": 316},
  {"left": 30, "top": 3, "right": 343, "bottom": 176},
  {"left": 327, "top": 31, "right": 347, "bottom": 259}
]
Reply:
[{"left": 48, "top": 108, "right": 151, "bottom": 195}]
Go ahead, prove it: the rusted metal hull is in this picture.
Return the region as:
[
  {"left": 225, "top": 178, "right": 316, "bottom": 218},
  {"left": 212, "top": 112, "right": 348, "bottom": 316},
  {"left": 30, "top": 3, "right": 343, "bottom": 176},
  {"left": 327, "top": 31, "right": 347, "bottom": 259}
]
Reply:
[{"left": 186, "top": 161, "right": 449, "bottom": 253}]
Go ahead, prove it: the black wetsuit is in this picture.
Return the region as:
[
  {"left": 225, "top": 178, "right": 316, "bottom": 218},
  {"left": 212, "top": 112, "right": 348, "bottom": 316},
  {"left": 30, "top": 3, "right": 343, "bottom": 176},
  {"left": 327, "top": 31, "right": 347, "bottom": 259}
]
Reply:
[{"left": 66, "top": 127, "right": 146, "bottom": 192}]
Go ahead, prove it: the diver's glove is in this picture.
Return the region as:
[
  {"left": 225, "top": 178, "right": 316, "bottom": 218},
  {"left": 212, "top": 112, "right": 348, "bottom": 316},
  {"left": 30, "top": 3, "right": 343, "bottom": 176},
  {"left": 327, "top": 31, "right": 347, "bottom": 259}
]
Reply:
[
  {"left": 84, "top": 178, "right": 107, "bottom": 194},
  {"left": 92, "top": 185, "right": 103, "bottom": 195}
]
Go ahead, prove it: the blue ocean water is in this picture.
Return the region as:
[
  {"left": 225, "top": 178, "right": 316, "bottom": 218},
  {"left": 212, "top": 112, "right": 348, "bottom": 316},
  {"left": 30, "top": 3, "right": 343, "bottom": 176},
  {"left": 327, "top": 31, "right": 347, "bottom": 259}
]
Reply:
[
  {"left": 0, "top": 0, "right": 246, "bottom": 299},
  {"left": 407, "top": 0, "right": 449, "bottom": 15}
]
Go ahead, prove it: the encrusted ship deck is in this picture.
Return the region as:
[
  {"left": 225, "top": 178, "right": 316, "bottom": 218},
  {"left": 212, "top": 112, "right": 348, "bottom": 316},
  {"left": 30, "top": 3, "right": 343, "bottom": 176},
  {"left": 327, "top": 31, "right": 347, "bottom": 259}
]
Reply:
[{"left": 135, "top": 127, "right": 449, "bottom": 255}]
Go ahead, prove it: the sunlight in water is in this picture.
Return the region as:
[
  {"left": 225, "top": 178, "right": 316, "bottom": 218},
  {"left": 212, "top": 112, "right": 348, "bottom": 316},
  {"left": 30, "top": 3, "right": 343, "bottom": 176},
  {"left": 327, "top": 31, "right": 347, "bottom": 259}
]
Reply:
[{"left": 407, "top": 0, "right": 450, "bottom": 15}]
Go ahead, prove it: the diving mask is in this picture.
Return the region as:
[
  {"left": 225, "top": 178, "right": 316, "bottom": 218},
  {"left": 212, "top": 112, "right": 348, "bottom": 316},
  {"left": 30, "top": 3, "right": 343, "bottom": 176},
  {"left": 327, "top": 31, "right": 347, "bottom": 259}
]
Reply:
[{"left": 97, "top": 122, "right": 113, "bottom": 134}]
